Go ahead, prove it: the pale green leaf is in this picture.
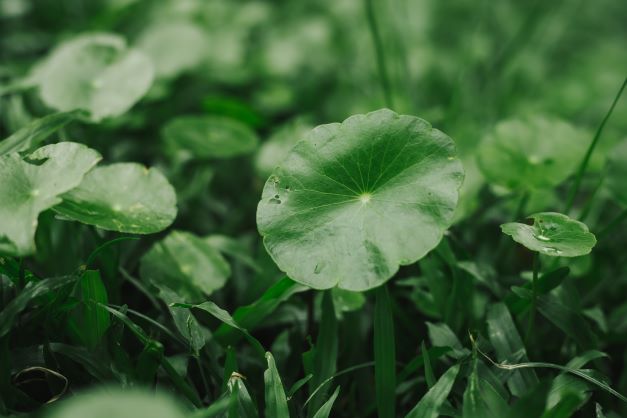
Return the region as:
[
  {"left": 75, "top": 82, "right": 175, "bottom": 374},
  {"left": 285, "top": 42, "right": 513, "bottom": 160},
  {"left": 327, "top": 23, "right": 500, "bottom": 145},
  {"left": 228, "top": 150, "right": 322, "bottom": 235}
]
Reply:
[
  {"left": 0, "top": 142, "right": 101, "bottom": 256},
  {"left": 140, "top": 231, "right": 230, "bottom": 302},
  {"left": 54, "top": 163, "right": 177, "bottom": 234},
  {"left": 33, "top": 33, "right": 154, "bottom": 121},
  {"left": 44, "top": 387, "right": 186, "bottom": 418},
  {"left": 501, "top": 212, "right": 596, "bottom": 257},
  {"left": 477, "top": 115, "right": 587, "bottom": 190}
]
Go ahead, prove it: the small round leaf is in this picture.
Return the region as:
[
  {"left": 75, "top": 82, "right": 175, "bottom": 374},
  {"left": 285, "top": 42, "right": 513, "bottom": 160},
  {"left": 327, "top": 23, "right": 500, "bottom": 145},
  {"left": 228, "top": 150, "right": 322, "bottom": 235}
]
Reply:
[
  {"left": 33, "top": 33, "right": 154, "bottom": 121},
  {"left": 501, "top": 212, "right": 596, "bottom": 257},
  {"left": 137, "top": 20, "right": 208, "bottom": 79},
  {"left": 257, "top": 109, "right": 464, "bottom": 291},
  {"left": 140, "top": 231, "right": 231, "bottom": 302},
  {"left": 0, "top": 142, "right": 101, "bottom": 256},
  {"left": 477, "top": 115, "right": 588, "bottom": 190},
  {"left": 54, "top": 163, "right": 177, "bottom": 234},
  {"left": 162, "top": 115, "right": 259, "bottom": 160}
]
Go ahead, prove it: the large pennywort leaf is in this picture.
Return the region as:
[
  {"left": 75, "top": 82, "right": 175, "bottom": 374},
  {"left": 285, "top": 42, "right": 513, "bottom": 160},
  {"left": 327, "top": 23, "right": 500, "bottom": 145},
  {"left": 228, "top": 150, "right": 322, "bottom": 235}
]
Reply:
[{"left": 257, "top": 109, "right": 463, "bottom": 291}]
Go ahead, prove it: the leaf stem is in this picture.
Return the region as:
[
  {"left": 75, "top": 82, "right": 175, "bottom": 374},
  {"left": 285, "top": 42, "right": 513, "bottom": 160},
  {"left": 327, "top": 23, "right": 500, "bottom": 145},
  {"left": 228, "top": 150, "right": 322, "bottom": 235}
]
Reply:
[
  {"left": 525, "top": 252, "right": 540, "bottom": 346},
  {"left": 374, "top": 285, "right": 396, "bottom": 418},
  {"left": 365, "top": 0, "right": 394, "bottom": 108},
  {"left": 598, "top": 208, "right": 627, "bottom": 239},
  {"left": 564, "top": 76, "right": 627, "bottom": 213}
]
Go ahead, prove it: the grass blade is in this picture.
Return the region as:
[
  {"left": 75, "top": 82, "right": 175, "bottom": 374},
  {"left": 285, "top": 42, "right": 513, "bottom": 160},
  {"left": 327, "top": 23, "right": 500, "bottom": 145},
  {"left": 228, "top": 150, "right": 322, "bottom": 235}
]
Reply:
[
  {"left": 312, "top": 386, "right": 340, "bottom": 418},
  {"left": 264, "top": 352, "right": 290, "bottom": 418},
  {"left": 374, "top": 285, "right": 396, "bottom": 418},
  {"left": 486, "top": 303, "right": 538, "bottom": 396},
  {"left": 308, "top": 290, "right": 338, "bottom": 416},
  {"left": 406, "top": 363, "right": 460, "bottom": 418}
]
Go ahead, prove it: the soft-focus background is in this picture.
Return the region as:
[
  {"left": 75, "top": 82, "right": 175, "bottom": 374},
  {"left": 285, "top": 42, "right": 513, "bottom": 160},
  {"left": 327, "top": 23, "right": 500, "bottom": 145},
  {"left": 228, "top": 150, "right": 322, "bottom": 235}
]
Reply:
[{"left": 1, "top": 0, "right": 627, "bottom": 416}]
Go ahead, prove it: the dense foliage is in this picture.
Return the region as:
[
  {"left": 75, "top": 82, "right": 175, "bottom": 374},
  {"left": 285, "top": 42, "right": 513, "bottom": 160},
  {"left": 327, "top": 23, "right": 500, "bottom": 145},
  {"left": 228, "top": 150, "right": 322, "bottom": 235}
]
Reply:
[{"left": 1, "top": 0, "right": 626, "bottom": 417}]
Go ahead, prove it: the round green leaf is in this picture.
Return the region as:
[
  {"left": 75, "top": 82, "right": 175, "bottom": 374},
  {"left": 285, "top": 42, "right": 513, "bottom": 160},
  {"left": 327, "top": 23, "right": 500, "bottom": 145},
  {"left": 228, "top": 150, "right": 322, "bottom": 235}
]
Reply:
[
  {"left": 137, "top": 20, "right": 208, "bottom": 79},
  {"left": 53, "top": 163, "right": 177, "bottom": 234},
  {"left": 477, "top": 115, "right": 588, "bottom": 190},
  {"left": 45, "top": 387, "right": 185, "bottom": 418},
  {"left": 33, "top": 33, "right": 154, "bottom": 121},
  {"left": 256, "top": 109, "right": 464, "bottom": 291},
  {"left": 501, "top": 212, "right": 596, "bottom": 257},
  {"left": 606, "top": 138, "right": 627, "bottom": 207},
  {"left": 0, "top": 142, "right": 101, "bottom": 256},
  {"left": 162, "top": 115, "right": 259, "bottom": 160},
  {"left": 140, "top": 230, "right": 231, "bottom": 302}
]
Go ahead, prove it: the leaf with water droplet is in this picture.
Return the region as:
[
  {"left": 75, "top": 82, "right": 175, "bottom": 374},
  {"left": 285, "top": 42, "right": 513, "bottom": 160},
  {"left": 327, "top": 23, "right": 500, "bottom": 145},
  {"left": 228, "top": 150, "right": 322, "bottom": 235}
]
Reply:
[
  {"left": 501, "top": 212, "right": 596, "bottom": 257},
  {"left": 0, "top": 142, "right": 101, "bottom": 256},
  {"left": 54, "top": 163, "right": 177, "bottom": 234},
  {"left": 257, "top": 109, "right": 464, "bottom": 291},
  {"left": 140, "top": 230, "right": 231, "bottom": 302},
  {"left": 31, "top": 33, "right": 154, "bottom": 122},
  {"left": 477, "top": 115, "right": 588, "bottom": 191}
]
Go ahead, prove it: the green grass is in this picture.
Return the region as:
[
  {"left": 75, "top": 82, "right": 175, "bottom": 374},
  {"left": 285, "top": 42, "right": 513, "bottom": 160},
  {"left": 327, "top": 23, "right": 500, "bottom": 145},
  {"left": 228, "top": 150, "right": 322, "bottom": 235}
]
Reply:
[{"left": 1, "top": 0, "right": 627, "bottom": 417}]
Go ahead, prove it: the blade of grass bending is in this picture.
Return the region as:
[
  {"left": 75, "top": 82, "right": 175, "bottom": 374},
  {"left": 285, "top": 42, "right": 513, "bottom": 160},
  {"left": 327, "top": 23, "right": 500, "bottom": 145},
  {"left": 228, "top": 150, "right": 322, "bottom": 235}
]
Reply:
[
  {"left": 172, "top": 301, "right": 265, "bottom": 359},
  {"left": 565, "top": 76, "right": 627, "bottom": 212},
  {"left": 422, "top": 341, "right": 436, "bottom": 388},
  {"left": 471, "top": 334, "right": 627, "bottom": 403},
  {"left": 486, "top": 303, "right": 538, "bottom": 397},
  {"left": 304, "top": 362, "right": 375, "bottom": 408},
  {"left": 405, "top": 363, "right": 460, "bottom": 418},
  {"left": 308, "top": 290, "right": 338, "bottom": 416},
  {"left": 374, "top": 285, "right": 397, "bottom": 418},
  {"left": 0, "top": 275, "right": 76, "bottom": 338},
  {"left": 288, "top": 374, "right": 313, "bottom": 399},
  {"left": 312, "top": 386, "right": 340, "bottom": 418},
  {"left": 101, "top": 304, "right": 203, "bottom": 407},
  {"left": 264, "top": 352, "right": 290, "bottom": 418},
  {"left": 84, "top": 236, "right": 139, "bottom": 267},
  {"left": 214, "top": 278, "right": 307, "bottom": 345}
]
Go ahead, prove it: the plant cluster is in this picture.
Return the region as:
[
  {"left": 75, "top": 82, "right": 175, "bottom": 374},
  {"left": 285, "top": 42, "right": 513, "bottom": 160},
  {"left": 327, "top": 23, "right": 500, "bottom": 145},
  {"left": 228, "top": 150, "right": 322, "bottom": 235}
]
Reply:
[{"left": 1, "top": 1, "right": 626, "bottom": 417}]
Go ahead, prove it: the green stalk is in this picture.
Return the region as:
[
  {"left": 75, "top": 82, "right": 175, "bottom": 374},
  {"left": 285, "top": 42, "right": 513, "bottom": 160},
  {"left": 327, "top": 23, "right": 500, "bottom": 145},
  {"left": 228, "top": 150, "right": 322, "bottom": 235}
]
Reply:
[
  {"left": 365, "top": 0, "right": 394, "bottom": 108},
  {"left": 598, "top": 208, "right": 627, "bottom": 239},
  {"left": 374, "top": 285, "right": 396, "bottom": 418},
  {"left": 564, "top": 76, "right": 627, "bottom": 213},
  {"left": 525, "top": 252, "right": 540, "bottom": 346}
]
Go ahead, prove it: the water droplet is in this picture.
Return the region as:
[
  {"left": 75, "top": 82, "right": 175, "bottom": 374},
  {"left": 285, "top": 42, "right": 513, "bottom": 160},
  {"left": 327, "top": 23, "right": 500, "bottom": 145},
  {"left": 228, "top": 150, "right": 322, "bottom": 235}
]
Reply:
[
  {"left": 536, "top": 234, "right": 551, "bottom": 242},
  {"left": 542, "top": 247, "right": 562, "bottom": 255},
  {"left": 528, "top": 155, "right": 542, "bottom": 165}
]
